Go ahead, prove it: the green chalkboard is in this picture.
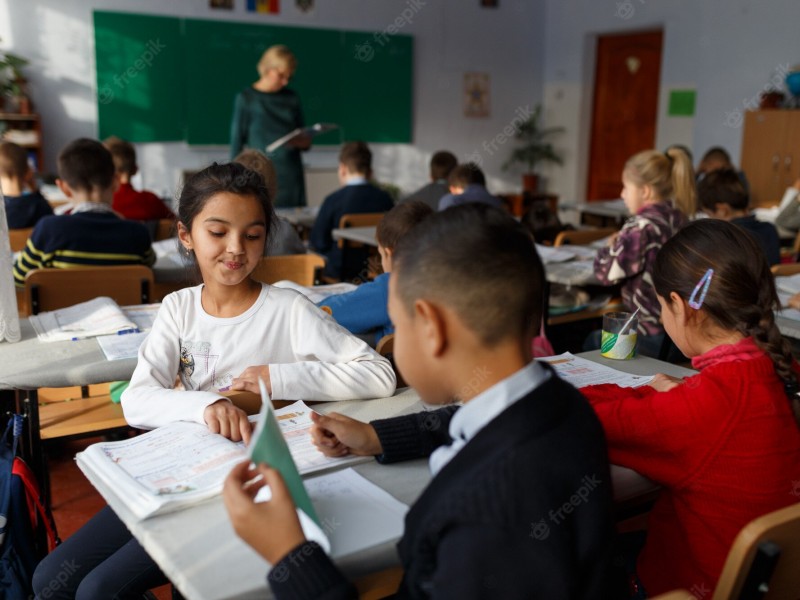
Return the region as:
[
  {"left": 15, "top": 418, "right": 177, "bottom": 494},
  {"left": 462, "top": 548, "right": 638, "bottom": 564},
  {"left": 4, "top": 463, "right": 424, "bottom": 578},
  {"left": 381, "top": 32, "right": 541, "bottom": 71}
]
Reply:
[
  {"left": 94, "top": 12, "right": 185, "bottom": 141},
  {"left": 94, "top": 11, "right": 413, "bottom": 146}
]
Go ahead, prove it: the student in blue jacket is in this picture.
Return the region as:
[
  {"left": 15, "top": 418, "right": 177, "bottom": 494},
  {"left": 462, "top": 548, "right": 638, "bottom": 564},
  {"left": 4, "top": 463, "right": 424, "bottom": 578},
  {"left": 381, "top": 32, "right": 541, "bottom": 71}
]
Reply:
[{"left": 317, "top": 201, "right": 433, "bottom": 342}]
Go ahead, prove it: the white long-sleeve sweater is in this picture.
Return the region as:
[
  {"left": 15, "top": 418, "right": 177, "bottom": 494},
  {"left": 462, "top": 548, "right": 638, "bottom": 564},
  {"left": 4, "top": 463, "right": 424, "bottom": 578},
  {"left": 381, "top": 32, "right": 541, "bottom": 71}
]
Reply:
[{"left": 121, "top": 284, "right": 396, "bottom": 430}]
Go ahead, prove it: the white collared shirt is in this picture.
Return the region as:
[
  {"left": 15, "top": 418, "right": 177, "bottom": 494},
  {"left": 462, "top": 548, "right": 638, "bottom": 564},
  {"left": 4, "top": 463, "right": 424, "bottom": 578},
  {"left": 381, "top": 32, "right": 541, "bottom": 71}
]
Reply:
[
  {"left": 428, "top": 361, "right": 550, "bottom": 475},
  {"left": 344, "top": 176, "right": 368, "bottom": 186}
]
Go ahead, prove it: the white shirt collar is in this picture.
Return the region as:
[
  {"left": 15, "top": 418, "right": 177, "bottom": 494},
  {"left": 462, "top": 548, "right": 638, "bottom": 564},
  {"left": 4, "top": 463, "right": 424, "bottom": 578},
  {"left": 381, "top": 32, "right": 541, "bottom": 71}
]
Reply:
[
  {"left": 428, "top": 361, "right": 550, "bottom": 475},
  {"left": 344, "top": 176, "right": 368, "bottom": 186}
]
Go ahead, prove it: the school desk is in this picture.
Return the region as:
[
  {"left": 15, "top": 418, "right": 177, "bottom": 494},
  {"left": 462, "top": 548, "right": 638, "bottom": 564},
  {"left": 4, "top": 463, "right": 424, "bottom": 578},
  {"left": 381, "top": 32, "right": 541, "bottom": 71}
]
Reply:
[
  {"left": 560, "top": 198, "right": 630, "bottom": 228},
  {"left": 332, "top": 225, "right": 379, "bottom": 247},
  {"left": 0, "top": 317, "right": 141, "bottom": 505},
  {"left": 80, "top": 353, "right": 694, "bottom": 600}
]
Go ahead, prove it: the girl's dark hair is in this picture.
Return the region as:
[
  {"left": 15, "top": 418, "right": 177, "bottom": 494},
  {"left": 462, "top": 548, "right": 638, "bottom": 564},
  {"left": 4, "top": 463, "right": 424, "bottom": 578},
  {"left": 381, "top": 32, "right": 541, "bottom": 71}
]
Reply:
[
  {"left": 177, "top": 162, "right": 276, "bottom": 276},
  {"left": 178, "top": 162, "right": 275, "bottom": 234},
  {"left": 653, "top": 219, "right": 800, "bottom": 423}
]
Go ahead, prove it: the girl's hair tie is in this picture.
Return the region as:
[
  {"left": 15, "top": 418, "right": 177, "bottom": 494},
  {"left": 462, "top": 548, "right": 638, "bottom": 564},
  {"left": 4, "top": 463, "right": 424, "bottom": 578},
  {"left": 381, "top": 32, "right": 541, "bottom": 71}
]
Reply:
[{"left": 688, "top": 268, "right": 714, "bottom": 309}]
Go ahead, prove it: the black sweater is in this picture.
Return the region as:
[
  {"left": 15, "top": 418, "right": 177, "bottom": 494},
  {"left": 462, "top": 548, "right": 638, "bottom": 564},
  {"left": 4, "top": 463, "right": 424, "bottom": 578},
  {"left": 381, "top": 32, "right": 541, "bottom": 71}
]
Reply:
[{"left": 268, "top": 375, "right": 615, "bottom": 599}]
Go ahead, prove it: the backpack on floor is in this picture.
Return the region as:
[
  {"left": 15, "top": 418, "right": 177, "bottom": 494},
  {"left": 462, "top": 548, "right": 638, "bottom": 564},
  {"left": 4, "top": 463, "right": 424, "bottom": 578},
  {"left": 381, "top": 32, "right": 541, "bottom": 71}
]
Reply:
[{"left": 0, "top": 414, "right": 60, "bottom": 598}]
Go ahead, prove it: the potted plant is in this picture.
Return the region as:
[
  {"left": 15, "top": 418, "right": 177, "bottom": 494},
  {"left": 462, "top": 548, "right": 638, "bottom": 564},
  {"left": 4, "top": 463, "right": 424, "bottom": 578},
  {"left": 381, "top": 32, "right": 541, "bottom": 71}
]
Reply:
[
  {"left": 502, "top": 104, "right": 564, "bottom": 193},
  {"left": 0, "top": 40, "right": 30, "bottom": 113}
]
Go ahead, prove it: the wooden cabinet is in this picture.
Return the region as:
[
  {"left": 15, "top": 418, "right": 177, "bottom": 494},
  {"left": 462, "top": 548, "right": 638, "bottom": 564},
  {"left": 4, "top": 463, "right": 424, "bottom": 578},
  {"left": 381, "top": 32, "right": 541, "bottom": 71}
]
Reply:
[
  {"left": 0, "top": 112, "right": 43, "bottom": 172},
  {"left": 741, "top": 110, "right": 800, "bottom": 207}
]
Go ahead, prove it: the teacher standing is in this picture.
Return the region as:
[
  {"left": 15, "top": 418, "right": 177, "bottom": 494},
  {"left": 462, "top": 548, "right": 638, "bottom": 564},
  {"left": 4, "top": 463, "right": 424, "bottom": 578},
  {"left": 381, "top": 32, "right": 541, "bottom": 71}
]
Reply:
[{"left": 230, "top": 45, "right": 311, "bottom": 208}]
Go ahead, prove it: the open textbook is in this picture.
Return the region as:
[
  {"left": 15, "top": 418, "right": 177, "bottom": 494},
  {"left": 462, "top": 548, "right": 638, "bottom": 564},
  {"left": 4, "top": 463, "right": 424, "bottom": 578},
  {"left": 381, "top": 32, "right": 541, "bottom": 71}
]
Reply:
[
  {"left": 75, "top": 398, "right": 369, "bottom": 520},
  {"left": 30, "top": 296, "right": 143, "bottom": 342},
  {"left": 266, "top": 123, "right": 338, "bottom": 153},
  {"left": 537, "top": 352, "right": 655, "bottom": 388}
]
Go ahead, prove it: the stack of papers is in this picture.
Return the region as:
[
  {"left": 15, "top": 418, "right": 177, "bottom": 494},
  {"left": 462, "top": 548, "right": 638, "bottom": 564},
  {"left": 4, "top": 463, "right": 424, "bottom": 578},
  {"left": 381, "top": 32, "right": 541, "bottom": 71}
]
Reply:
[
  {"left": 537, "top": 352, "right": 654, "bottom": 388},
  {"left": 776, "top": 274, "right": 800, "bottom": 295},
  {"left": 272, "top": 280, "right": 357, "bottom": 304},
  {"left": 30, "top": 297, "right": 140, "bottom": 342}
]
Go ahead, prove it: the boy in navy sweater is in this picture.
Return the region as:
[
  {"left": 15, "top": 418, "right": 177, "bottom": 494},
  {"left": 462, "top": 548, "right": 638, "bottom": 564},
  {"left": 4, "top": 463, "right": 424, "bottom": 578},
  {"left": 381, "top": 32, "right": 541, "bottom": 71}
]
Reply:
[
  {"left": 697, "top": 168, "right": 780, "bottom": 265},
  {"left": 224, "top": 204, "right": 615, "bottom": 599},
  {"left": 0, "top": 141, "right": 53, "bottom": 229},
  {"left": 13, "top": 138, "right": 154, "bottom": 286},
  {"left": 310, "top": 141, "right": 394, "bottom": 280},
  {"left": 317, "top": 200, "right": 433, "bottom": 342}
]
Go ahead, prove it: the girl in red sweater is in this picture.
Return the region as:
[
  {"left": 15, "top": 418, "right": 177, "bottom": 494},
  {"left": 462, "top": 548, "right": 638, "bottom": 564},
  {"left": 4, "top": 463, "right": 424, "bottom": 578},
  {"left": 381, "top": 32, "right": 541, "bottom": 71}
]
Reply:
[{"left": 583, "top": 219, "right": 800, "bottom": 597}]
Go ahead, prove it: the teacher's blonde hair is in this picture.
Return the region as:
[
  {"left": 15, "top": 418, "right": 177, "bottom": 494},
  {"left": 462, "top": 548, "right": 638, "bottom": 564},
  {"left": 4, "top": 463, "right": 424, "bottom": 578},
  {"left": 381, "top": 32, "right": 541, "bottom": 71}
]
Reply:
[{"left": 257, "top": 45, "right": 297, "bottom": 77}]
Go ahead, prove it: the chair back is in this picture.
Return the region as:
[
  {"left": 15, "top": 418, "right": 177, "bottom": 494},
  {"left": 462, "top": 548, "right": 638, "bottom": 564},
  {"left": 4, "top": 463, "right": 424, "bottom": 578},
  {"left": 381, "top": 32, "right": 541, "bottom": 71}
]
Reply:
[
  {"left": 154, "top": 219, "right": 175, "bottom": 241},
  {"left": 771, "top": 263, "right": 800, "bottom": 277},
  {"left": 712, "top": 502, "right": 800, "bottom": 600},
  {"left": 9, "top": 228, "right": 33, "bottom": 252},
  {"left": 250, "top": 254, "right": 326, "bottom": 286},
  {"left": 376, "top": 333, "right": 406, "bottom": 388},
  {"left": 554, "top": 227, "right": 617, "bottom": 247},
  {"left": 24, "top": 266, "right": 154, "bottom": 314}
]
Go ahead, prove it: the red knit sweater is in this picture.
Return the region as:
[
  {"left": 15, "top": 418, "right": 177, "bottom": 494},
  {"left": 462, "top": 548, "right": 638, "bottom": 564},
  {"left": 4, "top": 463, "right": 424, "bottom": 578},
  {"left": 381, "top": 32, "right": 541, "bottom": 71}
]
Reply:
[
  {"left": 112, "top": 182, "right": 174, "bottom": 221},
  {"left": 582, "top": 338, "right": 800, "bottom": 596}
]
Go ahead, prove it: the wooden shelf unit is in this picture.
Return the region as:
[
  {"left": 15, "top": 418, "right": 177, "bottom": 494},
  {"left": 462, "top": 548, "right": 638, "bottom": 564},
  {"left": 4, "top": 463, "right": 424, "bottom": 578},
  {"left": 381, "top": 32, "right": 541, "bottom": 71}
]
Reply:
[
  {"left": 0, "top": 112, "right": 43, "bottom": 172},
  {"left": 741, "top": 110, "right": 800, "bottom": 208}
]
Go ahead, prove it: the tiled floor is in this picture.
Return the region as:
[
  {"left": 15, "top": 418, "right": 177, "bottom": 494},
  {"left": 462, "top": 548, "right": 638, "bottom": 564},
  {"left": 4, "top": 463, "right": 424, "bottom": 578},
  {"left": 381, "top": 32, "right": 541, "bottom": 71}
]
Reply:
[{"left": 47, "top": 437, "right": 173, "bottom": 600}]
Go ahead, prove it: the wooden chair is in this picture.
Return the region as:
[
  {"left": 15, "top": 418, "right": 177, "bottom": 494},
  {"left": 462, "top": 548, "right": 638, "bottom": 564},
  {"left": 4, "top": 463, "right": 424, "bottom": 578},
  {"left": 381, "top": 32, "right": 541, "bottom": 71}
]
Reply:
[
  {"left": 9, "top": 227, "right": 33, "bottom": 252},
  {"left": 250, "top": 254, "right": 326, "bottom": 286},
  {"left": 331, "top": 212, "right": 386, "bottom": 282},
  {"left": 336, "top": 212, "right": 386, "bottom": 249},
  {"left": 153, "top": 218, "right": 175, "bottom": 241},
  {"left": 23, "top": 265, "right": 154, "bottom": 315},
  {"left": 376, "top": 333, "right": 406, "bottom": 388},
  {"left": 649, "top": 591, "right": 693, "bottom": 600},
  {"left": 771, "top": 263, "right": 800, "bottom": 277},
  {"left": 554, "top": 226, "right": 617, "bottom": 247}
]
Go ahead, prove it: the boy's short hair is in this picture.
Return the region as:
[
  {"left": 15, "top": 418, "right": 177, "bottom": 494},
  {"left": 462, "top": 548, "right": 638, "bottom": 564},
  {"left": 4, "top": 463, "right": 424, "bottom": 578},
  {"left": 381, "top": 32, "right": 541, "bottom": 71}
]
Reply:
[
  {"left": 375, "top": 200, "right": 433, "bottom": 251},
  {"left": 448, "top": 162, "right": 486, "bottom": 189},
  {"left": 0, "top": 141, "right": 29, "bottom": 179},
  {"left": 257, "top": 45, "right": 297, "bottom": 78},
  {"left": 233, "top": 149, "right": 278, "bottom": 202},
  {"left": 339, "top": 141, "right": 372, "bottom": 176},
  {"left": 697, "top": 168, "right": 749, "bottom": 212},
  {"left": 57, "top": 138, "right": 116, "bottom": 192},
  {"left": 103, "top": 136, "right": 137, "bottom": 176},
  {"left": 393, "top": 203, "right": 544, "bottom": 346},
  {"left": 430, "top": 151, "right": 458, "bottom": 181}
]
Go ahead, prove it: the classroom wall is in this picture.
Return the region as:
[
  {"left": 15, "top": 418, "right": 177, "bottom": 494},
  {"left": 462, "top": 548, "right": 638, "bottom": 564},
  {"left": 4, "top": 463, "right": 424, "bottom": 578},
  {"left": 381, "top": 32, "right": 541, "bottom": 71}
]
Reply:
[
  {"left": 0, "top": 0, "right": 545, "bottom": 203},
  {"left": 541, "top": 0, "right": 800, "bottom": 204}
]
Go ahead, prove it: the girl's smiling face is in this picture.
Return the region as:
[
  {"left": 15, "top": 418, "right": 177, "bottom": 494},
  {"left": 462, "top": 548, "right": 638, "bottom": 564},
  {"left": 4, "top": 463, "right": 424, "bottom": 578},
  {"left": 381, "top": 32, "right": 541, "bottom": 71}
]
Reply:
[{"left": 178, "top": 192, "right": 267, "bottom": 289}]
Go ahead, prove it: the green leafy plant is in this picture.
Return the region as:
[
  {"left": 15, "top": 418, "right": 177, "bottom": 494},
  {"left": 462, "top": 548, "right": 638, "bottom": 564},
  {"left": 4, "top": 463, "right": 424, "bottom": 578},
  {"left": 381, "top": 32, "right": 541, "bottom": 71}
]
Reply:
[
  {"left": 502, "top": 105, "right": 564, "bottom": 174},
  {"left": 0, "top": 39, "right": 29, "bottom": 98}
]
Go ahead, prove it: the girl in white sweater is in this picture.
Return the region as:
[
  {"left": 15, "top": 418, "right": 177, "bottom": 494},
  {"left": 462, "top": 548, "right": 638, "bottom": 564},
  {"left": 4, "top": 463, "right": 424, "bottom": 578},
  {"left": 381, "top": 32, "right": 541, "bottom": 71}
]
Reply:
[{"left": 32, "top": 162, "right": 395, "bottom": 600}]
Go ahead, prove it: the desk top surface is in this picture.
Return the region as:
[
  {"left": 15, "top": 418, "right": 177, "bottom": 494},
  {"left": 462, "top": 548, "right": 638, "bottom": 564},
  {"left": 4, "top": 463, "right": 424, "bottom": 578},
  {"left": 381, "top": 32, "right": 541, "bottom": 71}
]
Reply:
[
  {"left": 332, "top": 226, "right": 378, "bottom": 246},
  {"left": 82, "top": 353, "right": 693, "bottom": 600}
]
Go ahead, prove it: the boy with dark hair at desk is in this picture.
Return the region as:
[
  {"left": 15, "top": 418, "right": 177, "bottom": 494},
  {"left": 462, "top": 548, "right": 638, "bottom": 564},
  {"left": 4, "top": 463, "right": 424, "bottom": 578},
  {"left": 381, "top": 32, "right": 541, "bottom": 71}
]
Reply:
[
  {"left": 0, "top": 140, "right": 53, "bottom": 229},
  {"left": 13, "top": 138, "right": 155, "bottom": 286},
  {"left": 697, "top": 168, "right": 780, "bottom": 265},
  {"left": 224, "top": 204, "right": 615, "bottom": 599},
  {"left": 317, "top": 200, "right": 433, "bottom": 342},
  {"left": 401, "top": 150, "right": 457, "bottom": 210},
  {"left": 310, "top": 141, "right": 394, "bottom": 279},
  {"left": 103, "top": 136, "right": 175, "bottom": 222},
  {"left": 438, "top": 162, "right": 503, "bottom": 211}
]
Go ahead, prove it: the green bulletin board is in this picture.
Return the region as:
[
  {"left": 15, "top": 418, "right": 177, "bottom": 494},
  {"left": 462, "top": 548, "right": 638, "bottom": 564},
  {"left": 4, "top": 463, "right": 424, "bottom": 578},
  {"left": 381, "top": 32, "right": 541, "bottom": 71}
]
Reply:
[{"left": 94, "top": 11, "right": 413, "bottom": 145}]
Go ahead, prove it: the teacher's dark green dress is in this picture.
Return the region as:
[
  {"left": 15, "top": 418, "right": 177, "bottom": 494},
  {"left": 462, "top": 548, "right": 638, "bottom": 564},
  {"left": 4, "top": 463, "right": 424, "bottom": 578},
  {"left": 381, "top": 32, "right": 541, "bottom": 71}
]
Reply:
[{"left": 229, "top": 87, "right": 307, "bottom": 208}]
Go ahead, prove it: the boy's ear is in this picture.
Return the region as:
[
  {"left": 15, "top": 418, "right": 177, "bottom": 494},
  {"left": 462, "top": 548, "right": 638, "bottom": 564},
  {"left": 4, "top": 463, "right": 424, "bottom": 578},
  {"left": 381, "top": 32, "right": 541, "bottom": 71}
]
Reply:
[
  {"left": 413, "top": 298, "right": 448, "bottom": 358},
  {"left": 55, "top": 178, "right": 74, "bottom": 199}
]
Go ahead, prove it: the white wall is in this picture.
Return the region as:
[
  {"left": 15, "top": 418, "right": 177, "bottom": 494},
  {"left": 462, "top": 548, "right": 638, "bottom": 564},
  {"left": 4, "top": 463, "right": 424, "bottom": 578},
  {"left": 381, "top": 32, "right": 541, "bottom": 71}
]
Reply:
[
  {"left": 0, "top": 0, "right": 545, "bottom": 203},
  {"left": 541, "top": 0, "right": 800, "bottom": 204}
]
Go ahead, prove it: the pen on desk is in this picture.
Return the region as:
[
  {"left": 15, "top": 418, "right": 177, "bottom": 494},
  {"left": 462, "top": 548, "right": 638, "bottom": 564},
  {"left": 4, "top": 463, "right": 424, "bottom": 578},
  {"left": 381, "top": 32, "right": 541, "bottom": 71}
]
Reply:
[{"left": 117, "top": 328, "right": 140, "bottom": 336}]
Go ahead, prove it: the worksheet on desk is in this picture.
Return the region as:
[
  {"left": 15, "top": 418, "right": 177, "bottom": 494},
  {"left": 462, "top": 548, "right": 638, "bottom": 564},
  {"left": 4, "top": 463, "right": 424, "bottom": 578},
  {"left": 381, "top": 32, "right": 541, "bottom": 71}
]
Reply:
[{"left": 537, "top": 352, "right": 654, "bottom": 388}]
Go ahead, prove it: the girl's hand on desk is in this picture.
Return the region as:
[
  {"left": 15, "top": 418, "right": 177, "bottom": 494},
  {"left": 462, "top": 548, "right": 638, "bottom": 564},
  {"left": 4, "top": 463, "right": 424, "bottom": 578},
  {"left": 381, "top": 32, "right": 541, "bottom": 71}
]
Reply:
[
  {"left": 204, "top": 400, "right": 253, "bottom": 444},
  {"left": 310, "top": 412, "right": 382, "bottom": 457},
  {"left": 649, "top": 373, "right": 684, "bottom": 392},
  {"left": 231, "top": 365, "right": 272, "bottom": 395},
  {"left": 223, "top": 461, "right": 305, "bottom": 565}
]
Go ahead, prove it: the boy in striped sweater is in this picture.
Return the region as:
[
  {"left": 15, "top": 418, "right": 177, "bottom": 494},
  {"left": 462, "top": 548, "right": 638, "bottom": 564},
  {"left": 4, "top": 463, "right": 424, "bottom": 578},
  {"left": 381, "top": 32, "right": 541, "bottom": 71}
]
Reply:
[{"left": 13, "top": 138, "right": 154, "bottom": 286}]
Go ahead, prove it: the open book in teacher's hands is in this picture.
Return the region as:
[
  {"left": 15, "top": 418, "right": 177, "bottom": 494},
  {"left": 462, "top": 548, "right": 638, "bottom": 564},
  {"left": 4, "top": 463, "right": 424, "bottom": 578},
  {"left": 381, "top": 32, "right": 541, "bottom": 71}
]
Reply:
[{"left": 266, "top": 122, "right": 338, "bottom": 153}]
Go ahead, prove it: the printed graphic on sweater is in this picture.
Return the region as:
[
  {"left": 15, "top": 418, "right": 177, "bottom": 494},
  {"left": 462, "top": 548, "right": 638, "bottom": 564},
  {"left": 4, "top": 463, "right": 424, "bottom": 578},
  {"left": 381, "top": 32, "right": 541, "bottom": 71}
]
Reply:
[{"left": 179, "top": 340, "right": 235, "bottom": 390}]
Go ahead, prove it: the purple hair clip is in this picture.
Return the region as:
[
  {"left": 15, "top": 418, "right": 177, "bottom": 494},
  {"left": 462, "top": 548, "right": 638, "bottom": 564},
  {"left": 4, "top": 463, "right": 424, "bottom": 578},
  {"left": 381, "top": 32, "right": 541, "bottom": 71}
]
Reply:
[{"left": 688, "top": 268, "right": 714, "bottom": 309}]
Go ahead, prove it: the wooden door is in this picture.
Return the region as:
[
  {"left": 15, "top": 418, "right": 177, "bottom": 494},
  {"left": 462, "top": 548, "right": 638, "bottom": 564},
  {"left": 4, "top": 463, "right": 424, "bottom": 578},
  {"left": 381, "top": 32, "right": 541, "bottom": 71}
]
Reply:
[{"left": 586, "top": 30, "right": 663, "bottom": 201}]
